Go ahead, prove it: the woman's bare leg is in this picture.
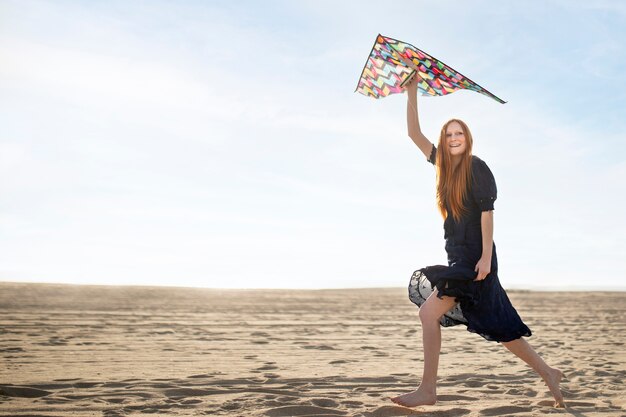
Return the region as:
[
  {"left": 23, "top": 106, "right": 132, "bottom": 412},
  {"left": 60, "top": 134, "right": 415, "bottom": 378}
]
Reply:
[
  {"left": 390, "top": 291, "right": 457, "bottom": 407},
  {"left": 502, "top": 338, "right": 565, "bottom": 407}
]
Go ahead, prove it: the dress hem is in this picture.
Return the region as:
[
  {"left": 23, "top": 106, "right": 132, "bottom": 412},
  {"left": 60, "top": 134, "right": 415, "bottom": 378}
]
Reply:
[{"left": 408, "top": 268, "right": 533, "bottom": 343}]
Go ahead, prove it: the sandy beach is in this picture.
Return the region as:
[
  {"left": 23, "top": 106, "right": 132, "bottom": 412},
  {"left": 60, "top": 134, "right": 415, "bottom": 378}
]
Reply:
[{"left": 0, "top": 282, "right": 624, "bottom": 416}]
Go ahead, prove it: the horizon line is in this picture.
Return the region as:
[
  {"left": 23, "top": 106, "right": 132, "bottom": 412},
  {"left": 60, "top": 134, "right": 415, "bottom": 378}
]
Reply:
[{"left": 1, "top": 280, "right": 624, "bottom": 293}]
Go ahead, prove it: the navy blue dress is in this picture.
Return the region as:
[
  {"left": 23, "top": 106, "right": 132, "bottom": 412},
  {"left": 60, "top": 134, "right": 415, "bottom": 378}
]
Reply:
[{"left": 408, "top": 145, "right": 531, "bottom": 342}]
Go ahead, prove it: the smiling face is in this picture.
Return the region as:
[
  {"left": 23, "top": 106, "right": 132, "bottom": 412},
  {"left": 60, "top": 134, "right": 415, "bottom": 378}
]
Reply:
[{"left": 445, "top": 121, "right": 467, "bottom": 157}]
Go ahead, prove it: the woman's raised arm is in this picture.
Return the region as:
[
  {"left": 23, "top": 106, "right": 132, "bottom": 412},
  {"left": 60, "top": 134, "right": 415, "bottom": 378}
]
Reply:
[{"left": 405, "top": 77, "right": 434, "bottom": 160}]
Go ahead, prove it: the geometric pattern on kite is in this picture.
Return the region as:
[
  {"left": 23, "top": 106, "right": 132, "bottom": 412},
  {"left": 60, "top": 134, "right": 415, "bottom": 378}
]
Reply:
[{"left": 355, "top": 34, "right": 506, "bottom": 104}]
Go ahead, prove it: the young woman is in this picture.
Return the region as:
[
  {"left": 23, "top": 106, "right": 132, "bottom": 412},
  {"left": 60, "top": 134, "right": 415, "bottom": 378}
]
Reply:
[{"left": 390, "top": 75, "right": 565, "bottom": 408}]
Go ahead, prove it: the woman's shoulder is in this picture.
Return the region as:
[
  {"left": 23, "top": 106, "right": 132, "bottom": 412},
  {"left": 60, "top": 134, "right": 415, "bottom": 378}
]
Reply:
[
  {"left": 470, "top": 155, "right": 497, "bottom": 186},
  {"left": 471, "top": 155, "right": 495, "bottom": 175},
  {"left": 471, "top": 154, "right": 489, "bottom": 167}
]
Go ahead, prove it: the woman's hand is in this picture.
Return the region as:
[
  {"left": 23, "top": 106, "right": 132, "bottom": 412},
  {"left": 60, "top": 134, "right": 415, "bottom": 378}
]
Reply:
[
  {"left": 403, "top": 71, "right": 418, "bottom": 93},
  {"left": 474, "top": 256, "right": 491, "bottom": 281}
]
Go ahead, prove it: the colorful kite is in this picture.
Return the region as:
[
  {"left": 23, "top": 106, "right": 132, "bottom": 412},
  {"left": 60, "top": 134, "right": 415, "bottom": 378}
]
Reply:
[{"left": 355, "top": 34, "right": 506, "bottom": 104}]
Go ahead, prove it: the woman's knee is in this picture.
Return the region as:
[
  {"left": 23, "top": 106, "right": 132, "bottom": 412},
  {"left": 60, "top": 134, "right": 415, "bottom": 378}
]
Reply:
[
  {"left": 418, "top": 304, "right": 442, "bottom": 324},
  {"left": 419, "top": 294, "right": 456, "bottom": 324}
]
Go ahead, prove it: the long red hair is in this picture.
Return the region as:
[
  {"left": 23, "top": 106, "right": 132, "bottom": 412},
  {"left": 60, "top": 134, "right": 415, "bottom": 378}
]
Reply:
[{"left": 435, "top": 119, "right": 474, "bottom": 222}]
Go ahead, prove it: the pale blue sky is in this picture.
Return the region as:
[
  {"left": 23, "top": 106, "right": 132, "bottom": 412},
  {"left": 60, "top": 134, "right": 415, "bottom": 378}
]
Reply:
[{"left": 1, "top": 0, "right": 625, "bottom": 289}]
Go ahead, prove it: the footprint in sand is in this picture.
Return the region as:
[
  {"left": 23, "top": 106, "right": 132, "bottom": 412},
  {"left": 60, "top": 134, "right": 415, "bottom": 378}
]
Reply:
[
  {"left": 0, "top": 347, "right": 24, "bottom": 353},
  {"left": 102, "top": 382, "right": 129, "bottom": 388},
  {"left": 480, "top": 405, "right": 532, "bottom": 416},
  {"left": 370, "top": 405, "right": 471, "bottom": 416},
  {"left": 593, "top": 369, "right": 611, "bottom": 376},
  {"left": 505, "top": 387, "right": 537, "bottom": 397},
  {"left": 220, "top": 401, "right": 242, "bottom": 411},
  {"left": 437, "top": 394, "right": 476, "bottom": 402},
  {"left": 537, "top": 399, "right": 596, "bottom": 408},
  {"left": 562, "top": 401, "right": 597, "bottom": 407},
  {"left": 38, "top": 336, "right": 70, "bottom": 346},
  {"left": 480, "top": 405, "right": 529, "bottom": 415},
  {"left": 277, "top": 395, "right": 301, "bottom": 402},
  {"left": 438, "top": 408, "right": 471, "bottom": 416},
  {"left": 265, "top": 405, "right": 347, "bottom": 416},
  {"left": 163, "top": 387, "right": 220, "bottom": 398},
  {"left": 340, "top": 400, "right": 363, "bottom": 408},
  {"left": 462, "top": 379, "right": 485, "bottom": 388},
  {"left": 256, "top": 364, "right": 279, "bottom": 371},
  {"left": 187, "top": 373, "right": 212, "bottom": 379},
  {"left": 311, "top": 398, "right": 339, "bottom": 408},
  {"left": 103, "top": 397, "right": 127, "bottom": 404},
  {"left": 301, "top": 344, "right": 336, "bottom": 350},
  {"left": 73, "top": 381, "right": 101, "bottom": 388},
  {"left": 0, "top": 385, "right": 51, "bottom": 398},
  {"left": 42, "top": 398, "right": 72, "bottom": 404},
  {"left": 180, "top": 398, "right": 202, "bottom": 404}
]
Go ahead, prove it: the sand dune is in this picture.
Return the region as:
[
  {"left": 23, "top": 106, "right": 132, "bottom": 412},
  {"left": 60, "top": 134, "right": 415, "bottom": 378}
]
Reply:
[{"left": 0, "top": 282, "right": 624, "bottom": 416}]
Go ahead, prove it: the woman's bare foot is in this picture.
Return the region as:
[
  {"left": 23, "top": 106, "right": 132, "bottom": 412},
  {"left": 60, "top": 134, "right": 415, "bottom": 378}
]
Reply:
[
  {"left": 543, "top": 368, "right": 565, "bottom": 408},
  {"left": 390, "top": 386, "right": 436, "bottom": 407}
]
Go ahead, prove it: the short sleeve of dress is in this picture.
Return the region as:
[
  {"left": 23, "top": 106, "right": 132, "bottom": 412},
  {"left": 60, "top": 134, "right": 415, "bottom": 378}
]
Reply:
[
  {"left": 471, "top": 157, "right": 497, "bottom": 211},
  {"left": 427, "top": 144, "right": 437, "bottom": 165}
]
